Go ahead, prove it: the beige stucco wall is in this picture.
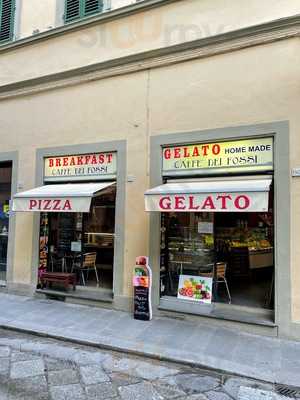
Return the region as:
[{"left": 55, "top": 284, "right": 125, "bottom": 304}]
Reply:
[
  {"left": 0, "top": 71, "right": 150, "bottom": 297},
  {"left": 17, "top": 0, "right": 58, "bottom": 39},
  {"left": 0, "top": 30, "right": 300, "bottom": 333},
  {"left": 4, "top": 0, "right": 300, "bottom": 87}
]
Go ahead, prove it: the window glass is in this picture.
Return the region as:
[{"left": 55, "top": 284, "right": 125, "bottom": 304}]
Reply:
[{"left": 160, "top": 188, "right": 274, "bottom": 310}]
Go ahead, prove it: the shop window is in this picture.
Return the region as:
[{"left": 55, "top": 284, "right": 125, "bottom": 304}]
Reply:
[
  {"left": 160, "top": 187, "right": 274, "bottom": 310},
  {"left": 64, "top": 0, "right": 103, "bottom": 23},
  {"left": 0, "top": 162, "right": 12, "bottom": 282},
  {"left": 38, "top": 184, "right": 116, "bottom": 290},
  {"left": 0, "top": 0, "right": 15, "bottom": 43}
]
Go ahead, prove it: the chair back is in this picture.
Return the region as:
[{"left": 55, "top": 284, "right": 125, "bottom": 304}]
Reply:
[
  {"left": 216, "top": 262, "right": 227, "bottom": 278},
  {"left": 82, "top": 252, "right": 97, "bottom": 268}
]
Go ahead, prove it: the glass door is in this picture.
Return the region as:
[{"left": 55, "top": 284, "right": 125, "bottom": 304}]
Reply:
[{"left": 0, "top": 163, "right": 12, "bottom": 282}]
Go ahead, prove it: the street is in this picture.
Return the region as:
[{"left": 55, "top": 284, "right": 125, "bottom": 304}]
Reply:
[{"left": 0, "top": 329, "right": 294, "bottom": 400}]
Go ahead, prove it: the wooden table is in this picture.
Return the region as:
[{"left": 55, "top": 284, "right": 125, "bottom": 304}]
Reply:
[{"left": 40, "top": 272, "right": 76, "bottom": 291}]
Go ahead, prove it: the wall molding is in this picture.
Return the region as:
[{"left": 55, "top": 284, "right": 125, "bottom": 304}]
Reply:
[
  {"left": 0, "top": 0, "right": 181, "bottom": 53},
  {"left": 0, "top": 14, "right": 300, "bottom": 100}
]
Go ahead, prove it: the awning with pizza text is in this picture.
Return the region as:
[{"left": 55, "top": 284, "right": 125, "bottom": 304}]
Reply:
[{"left": 12, "top": 182, "right": 115, "bottom": 212}]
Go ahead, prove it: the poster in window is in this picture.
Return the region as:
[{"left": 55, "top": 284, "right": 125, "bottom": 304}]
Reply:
[{"left": 177, "top": 275, "right": 213, "bottom": 304}]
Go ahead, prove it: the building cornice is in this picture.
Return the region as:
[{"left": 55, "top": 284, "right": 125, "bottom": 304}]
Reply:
[
  {"left": 0, "top": 0, "right": 181, "bottom": 54},
  {"left": 0, "top": 13, "right": 300, "bottom": 100}
]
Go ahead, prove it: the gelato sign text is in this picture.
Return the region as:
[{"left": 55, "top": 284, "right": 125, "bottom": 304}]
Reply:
[
  {"left": 162, "top": 137, "right": 273, "bottom": 175},
  {"left": 44, "top": 152, "right": 117, "bottom": 182}
]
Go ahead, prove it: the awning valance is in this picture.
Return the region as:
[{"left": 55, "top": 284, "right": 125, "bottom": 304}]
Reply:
[
  {"left": 12, "top": 182, "right": 115, "bottom": 212},
  {"left": 145, "top": 178, "right": 272, "bottom": 212}
]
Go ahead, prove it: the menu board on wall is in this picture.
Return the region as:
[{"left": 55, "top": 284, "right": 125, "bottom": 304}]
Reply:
[
  {"left": 162, "top": 137, "right": 273, "bottom": 176},
  {"left": 44, "top": 152, "right": 117, "bottom": 182}
]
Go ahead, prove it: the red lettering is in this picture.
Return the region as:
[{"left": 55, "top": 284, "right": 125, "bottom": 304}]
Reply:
[
  {"left": 77, "top": 156, "right": 83, "bottom": 165},
  {"left": 91, "top": 155, "right": 97, "bottom": 165},
  {"left": 63, "top": 200, "right": 72, "bottom": 211},
  {"left": 192, "top": 147, "right": 199, "bottom": 157},
  {"left": 70, "top": 157, "right": 76, "bottom": 166},
  {"left": 85, "top": 155, "right": 91, "bottom": 165},
  {"left": 234, "top": 195, "right": 250, "bottom": 210},
  {"left": 44, "top": 199, "right": 51, "bottom": 210},
  {"left": 164, "top": 149, "right": 171, "bottom": 159},
  {"left": 174, "top": 148, "right": 181, "bottom": 158},
  {"left": 63, "top": 157, "right": 69, "bottom": 167},
  {"left": 53, "top": 200, "right": 61, "bottom": 210},
  {"left": 202, "top": 145, "right": 209, "bottom": 156},
  {"left": 216, "top": 194, "right": 232, "bottom": 209},
  {"left": 201, "top": 196, "right": 216, "bottom": 210},
  {"left": 49, "top": 159, "right": 54, "bottom": 168},
  {"left": 55, "top": 158, "right": 61, "bottom": 167},
  {"left": 99, "top": 154, "right": 104, "bottom": 164},
  {"left": 212, "top": 144, "right": 221, "bottom": 155},
  {"left": 38, "top": 200, "right": 42, "bottom": 210},
  {"left": 174, "top": 196, "right": 186, "bottom": 210},
  {"left": 107, "top": 154, "right": 113, "bottom": 163},
  {"left": 159, "top": 196, "right": 171, "bottom": 210},
  {"left": 183, "top": 147, "right": 190, "bottom": 158},
  {"left": 29, "top": 199, "right": 37, "bottom": 209},
  {"left": 188, "top": 196, "right": 199, "bottom": 210}
]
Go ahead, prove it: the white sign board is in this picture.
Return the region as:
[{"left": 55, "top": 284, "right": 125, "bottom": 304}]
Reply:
[
  {"left": 178, "top": 275, "right": 213, "bottom": 304},
  {"left": 44, "top": 152, "right": 117, "bottom": 182}
]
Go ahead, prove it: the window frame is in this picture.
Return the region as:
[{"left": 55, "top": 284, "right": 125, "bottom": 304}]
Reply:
[
  {"left": 64, "top": 0, "right": 103, "bottom": 24},
  {"left": 0, "top": 0, "right": 15, "bottom": 44}
]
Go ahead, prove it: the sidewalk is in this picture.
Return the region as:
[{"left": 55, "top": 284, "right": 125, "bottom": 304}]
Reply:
[{"left": 0, "top": 293, "right": 299, "bottom": 387}]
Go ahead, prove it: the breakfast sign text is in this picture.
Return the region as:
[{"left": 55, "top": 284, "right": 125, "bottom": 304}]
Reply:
[
  {"left": 44, "top": 152, "right": 117, "bottom": 182},
  {"left": 162, "top": 137, "right": 273, "bottom": 175}
]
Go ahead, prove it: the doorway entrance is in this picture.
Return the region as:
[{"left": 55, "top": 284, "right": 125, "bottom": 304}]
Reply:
[{"left": 0, "top": 162, "right": 12, "bottom": 283}]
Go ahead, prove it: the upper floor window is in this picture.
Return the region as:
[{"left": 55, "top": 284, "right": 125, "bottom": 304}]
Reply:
[
  {"left": 0, "top": 0, "right": 15, "bottom": 43},
  {"left": 65, "top": 0, "right": 103, "bottom": 23}
]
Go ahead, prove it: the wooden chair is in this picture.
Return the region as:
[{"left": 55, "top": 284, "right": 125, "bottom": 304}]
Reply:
[
  {"left": 215, "top": 262, "right": 231, "bottom": 304},
  {"left": 198, "top": 262, "right": 231, "bottom": 304},
  {"left": 71, "top": 252, "right": 99, "bottom": 287}
]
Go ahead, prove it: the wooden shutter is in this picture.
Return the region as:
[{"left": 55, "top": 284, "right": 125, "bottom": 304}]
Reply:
[
  {"left": 84, "top": 0, "right": 103, "bottom": 16},
  {"left": 0, "top": 0, "right": 15, "bottom": 43},
  {"left": 65, "top": 0, "right": 81, "bottom": 22}
]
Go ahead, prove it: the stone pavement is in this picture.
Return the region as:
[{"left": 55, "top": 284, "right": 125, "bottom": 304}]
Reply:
[
  {"left": 0, "top": 329, "right": 294, "bottom": 400},
  {"left": 0, "top": 293, "right": 299, "bottom": 388}
]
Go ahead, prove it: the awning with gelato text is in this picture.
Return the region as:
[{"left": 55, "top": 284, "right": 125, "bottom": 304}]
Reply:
[{"left": 145, "top": 178, "right": 272, "bottom": 212}]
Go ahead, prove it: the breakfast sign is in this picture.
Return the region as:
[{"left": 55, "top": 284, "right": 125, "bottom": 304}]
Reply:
[
  {"left": 44, "top": 152, "right": 117, "bottom": 182},
  {"left": 162, "top": 137, "right": 273, "bottom": 175}
]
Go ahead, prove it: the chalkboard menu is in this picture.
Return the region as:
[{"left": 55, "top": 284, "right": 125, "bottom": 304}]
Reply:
[
  {"left": 58, "top": 214, "right": 74, "bottom": 253},
  {"left": 133, "top": 257, "right": 152, "bottom": 321}
]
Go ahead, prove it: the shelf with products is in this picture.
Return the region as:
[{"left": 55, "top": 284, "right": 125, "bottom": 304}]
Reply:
[
  {"left": 167, "top": 233, "right": 215, "bottom": 268},
  {"left": 215, "top": 226, "right": 273, "bottom": 251}
]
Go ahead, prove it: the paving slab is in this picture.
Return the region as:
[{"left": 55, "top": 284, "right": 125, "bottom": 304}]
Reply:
[
  {"left": 0, "top": 293, "right": 299, "bottom": 386},
  {"left": 10, "top": 359, "right": 45, "bottom": 379},
  {"left": 49, "top": 383, "right": 86, "bottom": 400},
  {"left": 237, "top": 387, "right": 277, "bottom": 400},
  {"left": 172, "top": 374, "right": 220, "bottom": 394},
  {"left": 80, "top": 365, "right": 110, "bottom": 385},
  {"left": 223, "top": 377, "right": 274, "bottom": 399},
  {"left": 85, "top": 382, "right": 119, "bottom": 399},
  {"left": 8, "top": 375, "right": 48, "bottom": 397},
  {"left": 108, "top": 372, "right": 141, "bottom": 387},
  {"left": 205, "top": 391, "right": 232, "bottom": 400},
  {"left": 118, "top": 382, "right": 163, "bottom": 400},
  {"left": 48, "top": 368, "right": 79, "bottom": 386}
]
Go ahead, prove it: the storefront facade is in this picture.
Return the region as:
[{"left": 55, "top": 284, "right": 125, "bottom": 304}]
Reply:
[
  {"left": 0, "top": 0, "right": 300, "bottom": 340},
  {"left": 147, "top": 123, "right": 290, "bottom": 336}
]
